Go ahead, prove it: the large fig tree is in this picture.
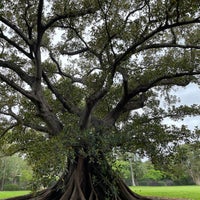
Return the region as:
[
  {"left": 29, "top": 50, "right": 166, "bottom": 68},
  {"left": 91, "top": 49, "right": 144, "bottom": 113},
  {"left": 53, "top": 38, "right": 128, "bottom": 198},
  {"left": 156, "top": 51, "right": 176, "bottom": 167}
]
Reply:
[{"left": 0, "top": 0, "right": 200, "bottom": 199}]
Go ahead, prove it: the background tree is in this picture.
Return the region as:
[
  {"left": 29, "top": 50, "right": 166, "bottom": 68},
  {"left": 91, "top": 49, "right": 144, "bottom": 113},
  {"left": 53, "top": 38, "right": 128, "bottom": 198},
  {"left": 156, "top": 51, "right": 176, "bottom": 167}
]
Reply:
[
  {"left": 113, "top": 153, "right": 143, "bottom": 186},
  {"left": 0, "top": 0, "right": 200, "bottom": 199},
  {"left": 138, "top": 161, "right": 167, "bottom": 186},
  {"left": 0, "top": 154, "right": 6, "bottom": 191},
  {"left": 114, "top": 156, "right": 195, "bottom": 187},
  {"left": 171, "top": 143, "right": 200, "bottom": 185},
  {"left": 0, "top": 154, "right": 33, "bottom": 191}
]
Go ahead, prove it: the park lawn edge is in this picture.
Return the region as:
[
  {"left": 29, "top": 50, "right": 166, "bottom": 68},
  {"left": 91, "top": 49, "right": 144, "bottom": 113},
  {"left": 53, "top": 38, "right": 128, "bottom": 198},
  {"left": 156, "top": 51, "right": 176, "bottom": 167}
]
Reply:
[
  {"left": 130, "top": 185, "right": 200, "bottom": 200},
  {"left": 0, "top": 186, "right": 199, "bottom": 200},
  {"left": 0, "top": 191, "right": 30, "bottom": 199}
]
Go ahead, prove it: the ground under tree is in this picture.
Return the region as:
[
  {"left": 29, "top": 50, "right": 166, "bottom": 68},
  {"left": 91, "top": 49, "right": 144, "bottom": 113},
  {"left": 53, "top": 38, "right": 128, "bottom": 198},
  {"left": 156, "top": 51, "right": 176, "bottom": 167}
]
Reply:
[{"left": 0, "top": 0, "right": 200, "bottom": 200}]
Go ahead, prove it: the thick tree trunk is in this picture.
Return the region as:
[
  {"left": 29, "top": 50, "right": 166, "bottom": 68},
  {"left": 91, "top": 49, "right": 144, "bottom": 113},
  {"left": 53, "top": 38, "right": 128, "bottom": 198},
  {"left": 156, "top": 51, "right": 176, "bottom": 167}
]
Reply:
[
  {"left": 6, "top": 155, "right": 152, "bottom": 200},
  {"left": 193, "top": 177, "right": 200, "bottom": 185}
]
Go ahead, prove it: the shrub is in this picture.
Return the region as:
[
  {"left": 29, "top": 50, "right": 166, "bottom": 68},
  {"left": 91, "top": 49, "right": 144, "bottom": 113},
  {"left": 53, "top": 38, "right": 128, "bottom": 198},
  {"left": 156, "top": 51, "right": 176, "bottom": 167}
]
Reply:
[{"left": 3, "top": 184, "right": 21, "bottom": 191}]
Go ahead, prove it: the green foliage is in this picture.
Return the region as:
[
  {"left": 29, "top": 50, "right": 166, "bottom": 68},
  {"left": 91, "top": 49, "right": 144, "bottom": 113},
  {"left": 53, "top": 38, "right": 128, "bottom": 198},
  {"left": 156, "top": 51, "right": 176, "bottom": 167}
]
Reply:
[
  {"left": 0, "top": 0, "right": 199, "bottom": 189},
  {"left": 23, "top": 133, "right": 68, "bottom": 189},
  {"left": 112, "top": 154, "right": 195, "bottom": 186},
  {"left": 0, "top": 154, "right": 33, "bottom": 191},
  {"left": 3, "top": 184, "right": 21, "bottom": 191},
  {"left": 171, "top": 143, "right": 200, "bottom": 185},
  {"left": 141, "top": 162, "right": 166, "bottom": 182},
  {"left": 113, "top": 160, "right": 131, "bottom": 180}
]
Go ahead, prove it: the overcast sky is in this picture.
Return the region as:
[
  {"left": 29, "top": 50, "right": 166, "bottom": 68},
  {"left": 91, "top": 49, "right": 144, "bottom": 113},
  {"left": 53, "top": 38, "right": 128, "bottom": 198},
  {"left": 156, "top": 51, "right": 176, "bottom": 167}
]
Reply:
[
  {"left": 176, "top": 83, "right": 200, "bottom": 105},
  {"left": 163, "top": 83, "right": 200, "bottom": 130}
]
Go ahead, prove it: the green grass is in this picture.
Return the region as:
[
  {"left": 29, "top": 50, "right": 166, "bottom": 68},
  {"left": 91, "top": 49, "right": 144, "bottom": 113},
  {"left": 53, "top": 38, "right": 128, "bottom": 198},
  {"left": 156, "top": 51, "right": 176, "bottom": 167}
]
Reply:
[
  {"left": 0, "top": 191, "right": 30, "bottom": 199},
  {"left": 0, "top": 186, "right": 199, "bottom": 200},
  {"left": 130, "top": 185, "right": 200, "bottom": 200}
]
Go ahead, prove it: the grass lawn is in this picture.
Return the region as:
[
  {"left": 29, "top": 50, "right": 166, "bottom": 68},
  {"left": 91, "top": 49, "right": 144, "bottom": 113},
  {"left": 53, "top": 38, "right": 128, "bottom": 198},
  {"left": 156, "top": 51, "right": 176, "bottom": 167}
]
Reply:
[
  {"left": 0, "top": 186, "right": 199, "bottom": 200},
  {"left": 130, "top": 185, "right": 200, "bottom": 200},
  {"left": 0, "top": 191, "right": 30, "bottom": 199}
]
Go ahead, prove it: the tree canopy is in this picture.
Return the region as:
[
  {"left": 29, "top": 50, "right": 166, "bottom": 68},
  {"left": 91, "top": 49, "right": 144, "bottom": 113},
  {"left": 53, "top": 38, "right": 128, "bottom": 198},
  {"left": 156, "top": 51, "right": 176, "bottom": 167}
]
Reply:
[{"left": 0, "top": 0, "right": 200, "bottom": 199}]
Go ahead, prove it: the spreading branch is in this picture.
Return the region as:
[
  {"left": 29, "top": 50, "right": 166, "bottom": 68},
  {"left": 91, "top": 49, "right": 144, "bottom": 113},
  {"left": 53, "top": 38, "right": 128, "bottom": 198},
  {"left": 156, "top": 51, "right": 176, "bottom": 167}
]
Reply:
[
  {"left": 43, "top": 6, "right": 100, "bottom": 31},
  {"left": 42, "top": 71, "right": 81, "bottom": 115},
  {"left": 104, "top": 71, "right": 200, "bottom": 125},
  {"left": 0, "top": 29, "right": 33, "bottom": 59},
  {"left": 0, "top": 73, "right": 34, "bottom": 101},
  {"left": 114, "top": 17, "right": 200, "bottom": 68},
  {"left": 0, "top": 16, "right": 32, "bottom": 46},
  {"left": 137, "top": 43, "right": 200, "bottom": 52},
  {"left": 0, "top": 60, "right": 35, "bottom": 86}
]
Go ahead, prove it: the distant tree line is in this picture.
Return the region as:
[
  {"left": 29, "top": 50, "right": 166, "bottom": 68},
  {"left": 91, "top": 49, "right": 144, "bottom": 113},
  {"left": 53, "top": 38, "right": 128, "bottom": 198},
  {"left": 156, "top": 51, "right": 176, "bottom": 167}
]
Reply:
[
  {"left": 114, "top": 144, "right": 200, "bottom": 186},
  {"left": 0, "top": 154, "right": 32, "bottom": 191}
]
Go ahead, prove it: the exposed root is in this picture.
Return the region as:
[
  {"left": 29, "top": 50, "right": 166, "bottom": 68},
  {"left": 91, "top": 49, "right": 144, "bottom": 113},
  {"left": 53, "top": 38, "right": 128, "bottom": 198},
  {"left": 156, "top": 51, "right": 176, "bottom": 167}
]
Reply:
[{"left": 5, "top": 156, "right": 153, "bottom": 200}]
